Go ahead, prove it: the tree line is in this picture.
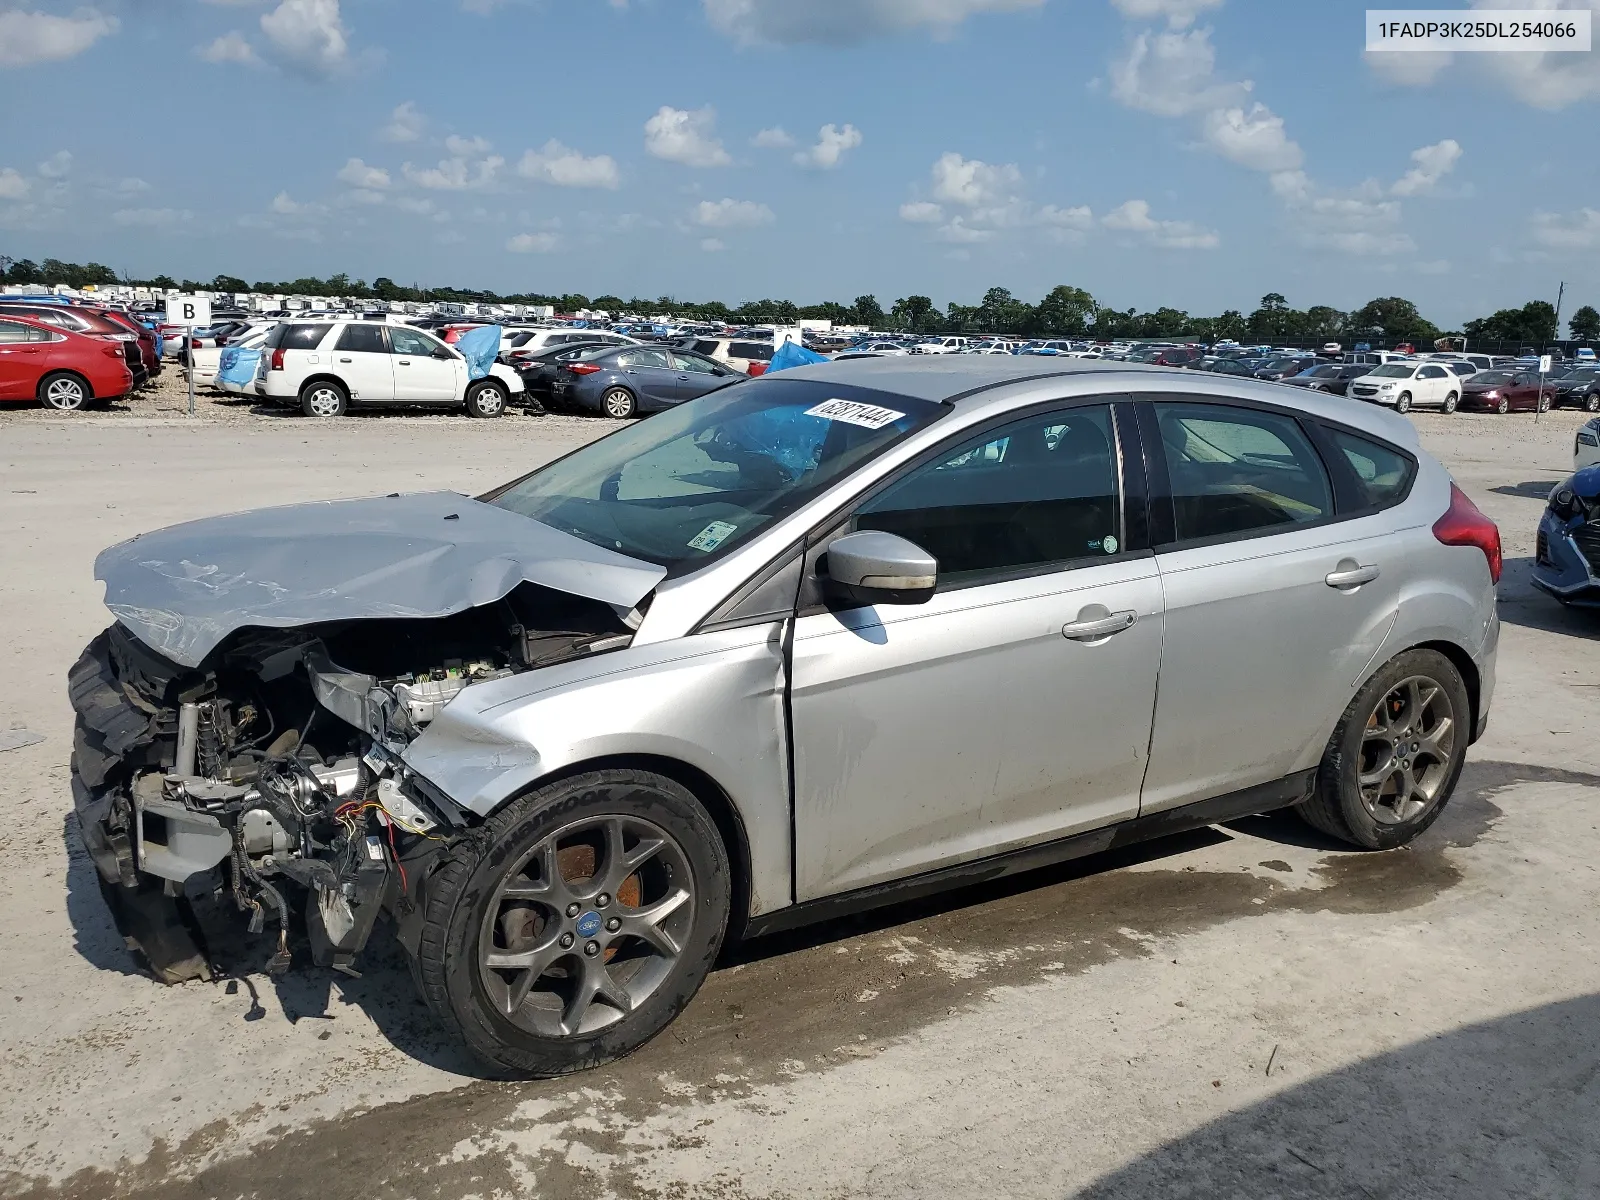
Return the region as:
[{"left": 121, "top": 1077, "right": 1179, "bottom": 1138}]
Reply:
[{"left": 3, "top": 255, "right": 1594, "bottom": 346}]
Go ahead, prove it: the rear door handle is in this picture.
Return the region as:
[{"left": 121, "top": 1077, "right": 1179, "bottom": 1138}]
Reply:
[
  {"left": 1062, "top": 609, "right": 1137, "bottom": 641},
  {"left": 1326, "top": 563, "right": 1380, "bottom": 589}
]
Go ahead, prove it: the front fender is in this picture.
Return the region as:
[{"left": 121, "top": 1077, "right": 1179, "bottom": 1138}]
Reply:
[{"left": 401, "top": 622, "right": 793, "bottom": 916}]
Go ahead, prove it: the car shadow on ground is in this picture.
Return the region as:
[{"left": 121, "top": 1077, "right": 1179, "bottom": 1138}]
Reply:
[
  {"left": 1073, "top": 992, "right": 1600, "bottom": 1198},
  {"left": 1489, "top": 479, "right": 1563, "bottom": 499}
]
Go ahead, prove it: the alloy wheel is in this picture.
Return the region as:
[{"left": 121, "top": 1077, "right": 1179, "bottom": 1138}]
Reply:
[
  {"left": 1357, "top": 676, "right": 1455, "bottom": 825},
  {"left": 44, "top": 377, "right": 87, "bottom": 410},
  {"left": 603, "top": 388, "right": 635, "bottom": 418},
  {"left": 477, "top": 814, "right": 694, "bottom": 1037}
]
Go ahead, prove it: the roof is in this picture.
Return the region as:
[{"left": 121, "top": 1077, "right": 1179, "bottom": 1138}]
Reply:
[{"left": 768, "top": 355, "right": 1138, "bottom": 402}]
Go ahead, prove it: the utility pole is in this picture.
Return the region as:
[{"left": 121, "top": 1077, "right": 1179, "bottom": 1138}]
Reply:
[{"left": 1554, "top": 280, "right": 1566, "bottom": 345}]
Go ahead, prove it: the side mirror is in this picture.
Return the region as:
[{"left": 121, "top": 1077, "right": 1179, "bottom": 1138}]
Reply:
[
  {"left": 822, "top": 530, "right": 938, "bottom": 607},
  {"left": 433, "top": 346, "right": 454, "bottom": 359}
]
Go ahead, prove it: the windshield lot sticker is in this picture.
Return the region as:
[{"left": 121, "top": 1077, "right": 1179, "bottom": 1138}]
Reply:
[
  {"left": 688, "top": 520, "right": 739, "bottom": 552},
  {"left": 804, "top": 399, "right": 906, "bottom": 430},
  {"left": 1102, "top": 534, "right": 1119, "bottom": 554}
]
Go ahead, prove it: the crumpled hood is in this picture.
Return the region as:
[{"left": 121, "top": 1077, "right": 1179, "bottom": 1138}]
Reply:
[
  {"left": 1572, "top": 462, "right": 1600, "bottom": 502},
  {"left": 95, "top": 491, "right": 667, "bottom": 667}
]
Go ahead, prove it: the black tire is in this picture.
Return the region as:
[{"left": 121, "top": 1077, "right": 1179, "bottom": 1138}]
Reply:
[
  {"left": 413, "top": 769, "right": 731, "bottom": 1077},
  {"left": 1537, "top": 393, "right": 1551, "bottom": 413},
  {"left": 601, "top": 386, "right": 638, "bottom": 419},
  {"left": 1395, "top": 392, "right": 1412, "bottom": 414},
  {"left": 39, "top": 371, "right": 91, "bottom": 412},
  {"left": 1496, "top": 396, "right": 1510, "bottom": 415},
  {"left": 465, "top": 380, "right": 508, "bottom": 419},
  {"left": 299, "top": 379, "right": 348, "bottom": 418},
  {"left": 1297, "top": 649, "right": 1471, "bottom": 850},
  {"left": 1442, "top": 391, "right": 1458, "bottom": 414}
]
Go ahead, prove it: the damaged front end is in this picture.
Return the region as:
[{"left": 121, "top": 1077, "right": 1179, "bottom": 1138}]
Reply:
[
  {"left": 71, "top": 493, "right": 661, "bottom": 983},
  {"left": 1533, "top": 466, "right": 1600, "bottom": 609}
]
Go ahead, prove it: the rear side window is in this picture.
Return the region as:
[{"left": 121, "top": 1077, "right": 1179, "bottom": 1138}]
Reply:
[
  {"left": 0, "top": 320, "right": 30, "bottom": 344},
  {"left": 1154, "top": 402, "right": 1333, "bottom": 543},
  {"left": 693, "top": 340, "right": 720, "bottom": 355},
  {"left": 267, "top": 323, "right": 332, "bottom": 350},
  {"left": 335, "top": 324, "right": 387, "bottom": 353},
  {"left": 1327, "top": 428, "right": 1415, "bottom": 510},
  {"left": 731, "top": 342, "right": 773, "bottom": 361}
]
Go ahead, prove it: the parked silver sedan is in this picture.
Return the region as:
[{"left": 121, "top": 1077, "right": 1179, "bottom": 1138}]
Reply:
[{"left": 72, "top": 359, "right": 1500, "bottom": 1076}]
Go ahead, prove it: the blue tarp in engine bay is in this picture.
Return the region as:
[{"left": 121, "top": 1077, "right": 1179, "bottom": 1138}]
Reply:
[{"left": 456, "top": 325, "right": 502, "bottom": 380}]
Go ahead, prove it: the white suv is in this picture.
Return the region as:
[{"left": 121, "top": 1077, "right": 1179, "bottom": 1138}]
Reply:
[
  {"left": 256, "top": 320, "right": 525, "bottom": 417},
  {"left": 910, "top": 336, "right": 968, "bottom": 354},
  {"left": 1347, "top": 360, "right": 1461, "bottom": 414}
]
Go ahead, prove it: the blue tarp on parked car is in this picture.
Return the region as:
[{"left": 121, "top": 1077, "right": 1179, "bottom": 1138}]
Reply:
[
  {"left": 217, "top": 347, "right": 262, "bottom": 386},
  {"left": 456, "top": 325, "right": 501, "bottom": 380},
  {"left": 765, "top": 340, "right": 828, "bottom": 373}
]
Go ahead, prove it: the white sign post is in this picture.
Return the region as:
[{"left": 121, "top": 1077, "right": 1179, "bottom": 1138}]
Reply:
[
  {"left": 165, "top": 295, "right": 211, "bottom": 417},
  {"left": 1538, "top": 354, "right": 1552, "bottom": 424}
]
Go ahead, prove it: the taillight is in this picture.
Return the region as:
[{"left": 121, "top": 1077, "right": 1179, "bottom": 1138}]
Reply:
[
  {"left": 1433, "top": 482, "right": 1502, "bottom": 583},
  {"left": 105, "top": 343, "right": 125, "bottom": 358},
  {"left": 270, "top": 348, "right": 286, "bottom": 371},
  {"left": 566, "top": 362, "right": 602, "bottom": 375}
]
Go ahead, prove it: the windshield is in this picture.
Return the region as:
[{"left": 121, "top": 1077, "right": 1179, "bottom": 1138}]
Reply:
[
  {"left": 1301, "top": 365, "right": 1340, "bottom": 377},
  {"left": 1370, "top": 363, "right": 1415, "bottom": 378},
  {"left": 485, "top": 380, "right": 947, "bottom": 572},
  {"left": 1472, "top": 371, "right": 1513, "bottom": 385}
]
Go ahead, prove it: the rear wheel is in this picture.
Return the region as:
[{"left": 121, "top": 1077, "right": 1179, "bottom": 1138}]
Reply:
[
  {"left": 1537, "top": 393, "right": 1551, "bottom": 413},
  {"left": 300, "top": 380, "right": 348, "bottom": 418},
  {"left": 1395, "top": 392, "right": 1412, "bottom": 414},
  {"left": 601, "top": 387, "right": 638, "bottom": 419},
  {"left": 1442, "top": 392, "right": 1458, "bottom": 414},
  {"left": 1297, "top": 649, "right": 1470, "bottom": 850},
  {"left": 414, "top": 769, "right": 731, "bottom": 1076},
  {"left": 39, "top": 371, "right": 91, "bottom": 412},
  {"left": 465, "top": 380, "right": 508, "bottom": 418}
]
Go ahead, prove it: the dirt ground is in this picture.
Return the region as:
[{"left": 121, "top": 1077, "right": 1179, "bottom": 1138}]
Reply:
[{"left": 0, "top": 400, "right": 1597, "bottom": 1199}]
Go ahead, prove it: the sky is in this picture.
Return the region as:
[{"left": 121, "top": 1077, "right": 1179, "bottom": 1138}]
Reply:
[{"left": 1, "top": 0, "right": 1598, "bottom": 325}]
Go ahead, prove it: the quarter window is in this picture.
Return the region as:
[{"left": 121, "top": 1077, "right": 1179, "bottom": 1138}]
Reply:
[
  {"left": 1154, "top": 402, "right": 1333, "bottom": 542},
  {"left": 619, "top": 348, "right": 671, "bottom": 369},
  {"left": 854, "top": 405, "right": 1123, "bottom": 583},
  {"left": 1327, "top": 428, "right": 1415, "bottom": 509}
]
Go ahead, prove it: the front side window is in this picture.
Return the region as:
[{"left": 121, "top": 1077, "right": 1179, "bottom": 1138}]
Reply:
[
  {"left": 487, "top": 380, "right": 946, "bottom": 571},
  {"left": 389, "top": 327, "right": 440, "bottom": 356},
  {"left": 335, "top": 323, "right": 388, "bottom": 353},
  {"left": 1154, "top": 402, "right": 1333, "bottom": 542},
  {"left": 619, "top": 348, "right": 671, "bottom": 369},
  {"left": 854, "top": 405, "right": 1122, "bottom": 584},
  {"left": 672, "top": 351, "right": 722, "bottom": 375}
]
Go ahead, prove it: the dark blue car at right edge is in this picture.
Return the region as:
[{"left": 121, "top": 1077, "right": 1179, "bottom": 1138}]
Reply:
[{"left": 1533, "top": 461, "right": 1600, "bottom": 608}]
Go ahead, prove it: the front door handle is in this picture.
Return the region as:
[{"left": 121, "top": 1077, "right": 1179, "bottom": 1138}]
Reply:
[
  {"left": 1062, "top": 608, "right": 1137, "bottom": 641},
  {"left": 397, "top": 360, "right": 412, "bottom": 366},
  {"left": 338, "top": 357, "right": 353, "bottom": 363},
  {"left": 1326, "top": 562, "right": 1380, "bottom": 589}
]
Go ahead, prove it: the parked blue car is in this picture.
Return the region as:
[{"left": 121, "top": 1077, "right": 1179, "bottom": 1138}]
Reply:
[
  {"left": 1533, "top": 464, "right": 1600, "bottom": 607},
  {"left": 550, "top": 344, "right": 745, "bottom": 418}
]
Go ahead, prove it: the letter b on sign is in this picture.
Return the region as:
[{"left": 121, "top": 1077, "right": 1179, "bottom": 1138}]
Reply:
[{"left": 164, "top": 295, "right": 211, "bottom": 328}]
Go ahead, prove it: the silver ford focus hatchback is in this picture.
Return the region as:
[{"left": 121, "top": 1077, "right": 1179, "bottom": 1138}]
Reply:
[{"left": 71, "top": 358, "right": 1500, "bottom": 1075}]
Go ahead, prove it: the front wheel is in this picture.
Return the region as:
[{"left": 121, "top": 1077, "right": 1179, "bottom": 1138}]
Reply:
[
  {"left": 465, "top": 380, "right": 508, "bottom": 419},
  {"left": 1585, "top": 394, "right": 1599, "bottom": 413},
  {"left": 413, "top": 769, "right": 731, "bottom": 1076},
  {"left": 601, "top": 387, "right": 638, "bottom": 419},
  {"left": 1395, "top": 392, "right": 1412, "bottom": 414},
  {"left": 300, "top": 380, "right": 348, "bottom": 418},
  {"left": 1297, "top": 649, "right": 1470, "bottom": 850},
  {"left": 1442, "top": 392, "right": 1458, "bottom": 414},
  {"left": 39, "top": 371, "right": 91, "bottom": 412},
  {"left": 1496, "top": 396, "right": 1510, "bottom": 415}
]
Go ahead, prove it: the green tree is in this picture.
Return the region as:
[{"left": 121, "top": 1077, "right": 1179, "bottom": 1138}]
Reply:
[
  {"left": 1213, "top": 309, "right": 1247, "bottom": 341},
  {"left": 1136, "top": 307, "right": 1190, "bottom": 338},
  {"left": 1350, "top": 297, "right": 1440, "bottom": 344},
  {"left": 7, "top": 258, "right": 42, "bottom": 284},
  {"left": 1568, "top": 304, "right": 1599, "bottom": 341},
  {"left": 212, "top": 274, "right": 249, "bottom": 293},
  {"left": 851, "top": 294, "right": 885, "bottom": 328},
  {"left": 1259, "top": 292, "right": 1289, "bottom": 312},
  {"left": 891, "top": 295, "right": 938, "bottom": 332},
  {"left": 1462, "top": 300, "right": 1557, "bottom": 346},
  {"left": 974, "top": 286, "right": 1033, "bottom": 335},
  {"left": 1033, "top": 285, "right": 1096, "bottom": 336},
  {"left": 1303, "top": 306, "right": 1347, "bottom": 339}
]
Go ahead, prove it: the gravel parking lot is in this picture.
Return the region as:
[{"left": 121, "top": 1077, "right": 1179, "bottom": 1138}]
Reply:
[{"left": 1, "top": 405, "right": 1597, "bottom": 1199}]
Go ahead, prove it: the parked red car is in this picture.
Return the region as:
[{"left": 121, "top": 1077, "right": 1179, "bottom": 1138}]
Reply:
[
  {"left": 1458, "top": 370, "right": 1553, "bottom": 414},
  {"left": 0, "top": 301, "right": 149, "bottom": 388},
  {"left": 0, "top": 312, "right": 134, "bottom": 410}
]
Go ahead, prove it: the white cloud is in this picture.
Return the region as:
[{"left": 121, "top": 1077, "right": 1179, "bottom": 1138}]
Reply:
[
  {"left": 343, "top": 188, "right": 385, "bottom": 205},
  {"left": 1200, "top": 104, "right": 1302, "bottom": 172},
  {"left": 1390, "top": 138, "right": 1462, "bottom": 196},
  {"left": 271, "top": 190, "right": 318, "bottom": 215},
  {"left": 199, "top": 31, "right": 258, "bottom": 63},
  {"left": 445, "top": 133, "right": 492, "bottom": 158},
  {"left": 899, "top": 200, "right": 945, "bottom": 223},
  {"left": 402, "top": 155, "right": 504, "bottom": 190},
  {"left": 0, "top": 8, "right": 118, "bottom": 68},
  {"left": 1109, "top": 27, "right": 1246, "bottom": 117},
  {"left": 115, "top": 177, "right": 150, "bottom": 195},
  {"left": 934, "top": 217, "right": 995, "bottom": 244},
  {"left": 1037, "top": 203, "right": 1094, "bottom": 229},
  {"left": 1532, "top": 207, "right": 1600, "bottom": 251},
  {"left": 111, "top": 208, "right": 192, "bottom": 228},
  {"left": 1364, "top": 48, "right": 1453, "bottom": 87},
  {"left": 507, "top": 231, "right": 561, "bottom": 253},
  {"left": 36, "top": 151, "right": 71, "bottom": 179},
  {"left": 380, "top": 101, "right": 424, "bottom": 143},
  {"left": 1270, "top": 171, "right": 1414, "bottom": 256},
  {"left": 517, "top": 140, "right": 621, "bottom": 188},
  {"left": 1416, "top": 259, "right": 1451, "bottom": 275},
  {"left": 929, "top": 151, "right": 1023, "bottom": 208},
  {"left": 259, "top": 0, "right": 349, "bottom": 76},
  {"left": 700, "top": 237, "right": 726, "bottom": 252},
  {"left": 693, "top": 197, "right": 775, "bottom": 227},
  {"left": 752, "top": 126, "right": 794, "bottom": 148},
  {"left": 1101, "top": 198, "right": 1219, "bottom": 248},
  {"left": 703, "top": 0, "right": 1044, "bottom": 45},
  {"left": 644, "top": 105, "right": 731, "bottom": 167},
  {"left": 395, "top": 196, "right": 437, "bottom": 215},
  {"left": 1109, "top": 0, "right": 1223, "bottom": 27},
  {"left": 336, "top": 157, "right": 390, "bottom": 188},
  {"left": 793, "top": 123, "right": 862, "bottom": 170},
  {"left": 0, "top": 169, "right": 30, "bottom": 200}
]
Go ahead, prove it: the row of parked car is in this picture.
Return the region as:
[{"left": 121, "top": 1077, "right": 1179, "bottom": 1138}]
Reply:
[{"left": 0, "top": 298, "right": 163, "bottom": 410}]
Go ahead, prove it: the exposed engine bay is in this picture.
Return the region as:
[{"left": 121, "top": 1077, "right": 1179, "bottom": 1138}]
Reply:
[{"left": 69, "top": 582, "right": 635, "bottom": 983}]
